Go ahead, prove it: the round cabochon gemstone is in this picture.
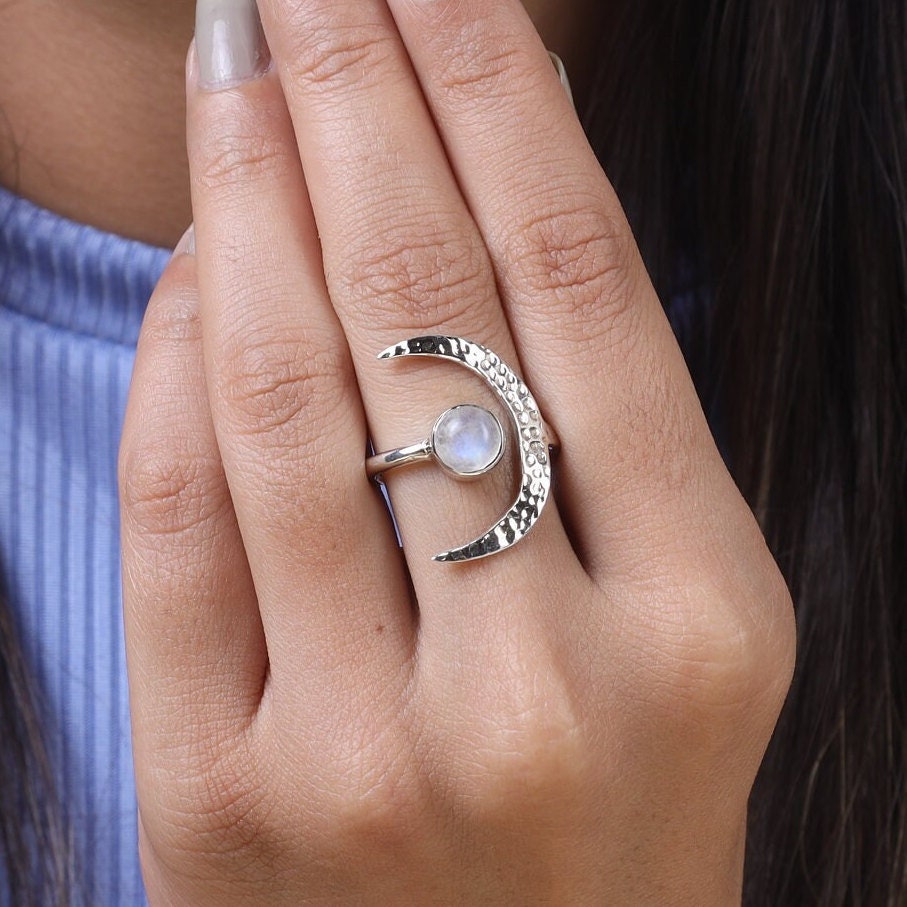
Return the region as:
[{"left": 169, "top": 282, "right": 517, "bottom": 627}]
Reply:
[{"left": 432, "top": 405, "right": 504, "bottom": 477}]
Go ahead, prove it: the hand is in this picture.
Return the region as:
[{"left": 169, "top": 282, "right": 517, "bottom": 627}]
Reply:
[{"left": 119, "top": 1, "right": 795, "bottom": 903}]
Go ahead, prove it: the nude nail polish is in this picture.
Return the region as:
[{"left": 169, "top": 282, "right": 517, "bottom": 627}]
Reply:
[
  {"left": 548, "top": 51, "right": 575, "bottom": 110},
  {"left": 172, "top": 224, "right": 196, "bottom": 258},
  {"left": 195, "top": 0, "right": 270, "bottom": 90}
]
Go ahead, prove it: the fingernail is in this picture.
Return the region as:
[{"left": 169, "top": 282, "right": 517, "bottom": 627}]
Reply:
[
  {"left": 173, "top": 223, "right": 196, "bottom": 258},
  {"left": 195, "top": 0, "right": 270, "bottom": 90},
  {"left": 548, "top": 51, "right": 575, "bottom": 110}
]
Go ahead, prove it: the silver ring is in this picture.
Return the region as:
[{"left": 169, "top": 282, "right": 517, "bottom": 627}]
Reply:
[
  {"left": 367, "top": 336, "right": 557, "bottom": 564},
  {"left": 368, "top": 404, "right": 507, "bottom": 481}
]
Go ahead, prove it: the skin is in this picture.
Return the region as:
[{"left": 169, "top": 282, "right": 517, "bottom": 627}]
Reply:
[
  {"left": 0, "top": 0, "right": 600, "bottom": 248},
  {"left": 4, "top": 0, "right": 797, "bottom": 902}
]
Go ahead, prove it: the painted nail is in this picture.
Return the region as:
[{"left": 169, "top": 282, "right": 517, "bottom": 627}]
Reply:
[
  {"left": 548, "top": 51, "right": 575, "bottom": 110},
  {"left": 173, "top": 223, "right": 196, "bottom": 258},
  {"left": 195, "top": 0, "right": 270, "bottom": 91}
]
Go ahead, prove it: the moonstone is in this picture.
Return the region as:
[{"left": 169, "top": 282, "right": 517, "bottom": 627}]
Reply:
[{"left": 433, "top": 405, "right": 504, "bottom": 477}]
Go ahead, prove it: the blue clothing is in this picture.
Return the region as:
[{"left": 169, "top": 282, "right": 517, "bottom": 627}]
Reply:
[
  {"left": 0, "top": 184, "right": 707, "bottom": 905},
  {"left": 0, "top": 184, "right": 170, "bottom": 905}
]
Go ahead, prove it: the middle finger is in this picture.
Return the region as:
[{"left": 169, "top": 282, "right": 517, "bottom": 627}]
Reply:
[{"left": 258, "top": 0, "right": 582, "bottom": 605}]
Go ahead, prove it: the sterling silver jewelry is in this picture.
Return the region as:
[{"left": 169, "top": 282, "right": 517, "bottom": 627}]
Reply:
[
  {"left": 367, "top": 404, "right": 507, "bottom": 481},
  {"left": 367, "top": 336, "right": 556, "bottom": 564}
]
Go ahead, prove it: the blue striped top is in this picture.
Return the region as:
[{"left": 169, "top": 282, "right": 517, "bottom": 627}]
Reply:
[
  {"left": 0, "top": 184, "right": 170, "bottom": 905},
  {"left": 0, "top": 181, "right": 708, "bottom": 905}
]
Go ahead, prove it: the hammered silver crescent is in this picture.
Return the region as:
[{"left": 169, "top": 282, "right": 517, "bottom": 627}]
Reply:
[{"left": 378, "top": 336, "right": 554, "bottom": 563}]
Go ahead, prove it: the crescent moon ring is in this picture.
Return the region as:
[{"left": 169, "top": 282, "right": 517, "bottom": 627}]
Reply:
[{"left": 366, "top": 336, "right": 558, "bottom": 564}]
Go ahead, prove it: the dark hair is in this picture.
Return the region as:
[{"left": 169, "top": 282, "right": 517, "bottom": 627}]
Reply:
[
  {"left": 2, "top": 0, "right": 906, "bottom": 902},
  {"left": 584, "top": 0, "right": 907, "bottom": 903},
  {"left": 0, "top": 581, "right": 76, "bottom": 906}
]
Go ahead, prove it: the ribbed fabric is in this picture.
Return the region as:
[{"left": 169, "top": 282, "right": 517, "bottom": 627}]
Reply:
[
  {"left": 0, "top": 181, "right": 710, "bottom": 905},
  {"left": 0, "top": 184, "right": 170, "bottom": 906}
]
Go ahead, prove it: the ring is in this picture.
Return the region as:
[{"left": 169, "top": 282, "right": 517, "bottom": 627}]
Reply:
[
  {"left": 367, "top": 336, "right": 557, "bottom": 564},
  {"left": 367, "top": 403, "right": 507, "bottom": 480}
]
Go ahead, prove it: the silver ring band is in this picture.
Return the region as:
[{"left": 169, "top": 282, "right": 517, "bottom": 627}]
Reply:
[{"left": 367, "top": 336, "right": 558, "bottom": 563}]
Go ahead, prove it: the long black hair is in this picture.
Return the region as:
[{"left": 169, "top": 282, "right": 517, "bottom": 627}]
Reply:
[
  {"left": 2, "top": 0, "right": 906, "bottom": 903},
  {"left": 0, "top": 576, "right": 76, "bottom": 907},
  {"left": 584, "top": 0, "right": 907, "bottom": 902}
]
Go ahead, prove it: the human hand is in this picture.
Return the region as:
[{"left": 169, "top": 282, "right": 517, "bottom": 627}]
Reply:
[{"left": 119, "top": 0, "right": 795, "bottom": 903}]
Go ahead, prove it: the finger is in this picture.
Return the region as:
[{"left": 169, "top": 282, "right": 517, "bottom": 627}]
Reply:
[
  {"left": 386, "top": 0, "right": 746, "bottom": 577},
  {"left": 119, "top": 230, "right": 266, "bottom": 761},
  {"left": 257, "top": 0, "right": 585, "bottom": 608},
  {"left": 186, "top": 23, "right": 414, "bottom": 690}
]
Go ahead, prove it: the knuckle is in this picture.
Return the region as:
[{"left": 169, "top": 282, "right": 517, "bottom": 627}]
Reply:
[
  {"left": 306, "top": 732, "right": 425, "bottom": 858},
  {"left": 737, "top": 566, "right": 797, "bottom": 714},
  {"left": 195, "top": 127, "right": 290, "bottom": 194},
  {"left": 147, "top": 737, "right": 279, "bottom": 868},
  {"left": 338, "top": 231, "right": 495, "bottom": 335},
  {"left": 435, "top": 32, "right": 519, "bottom": 102},
  {"left": 193, "top": 759, "right": 274, "bottom": 858},
  {"left": 639, "top": 570, "right": 796, "bottom": 727},
  {"left": 505, "top": 204, "right": 642, "bottom": 347},
  {"left": 456, "top": 658, "right": 589, "bottom": 817},
  {"left": 141, "top": 288, "right": 202, "bottom": 346},
  {"left": 217, "top": 332, "right": 351, "bottom": 446},
  {"left": 322, "top": 771, "right": 423, "bottom": 857},
  {"left": 283, "top": 16, "right": 397, "bottom": 92},
  {"left": 425, "top": 12, "right": 535, "bottom": 106},
  {"left": 119, "top": 441, "right": 224, "bottom": 539}
]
